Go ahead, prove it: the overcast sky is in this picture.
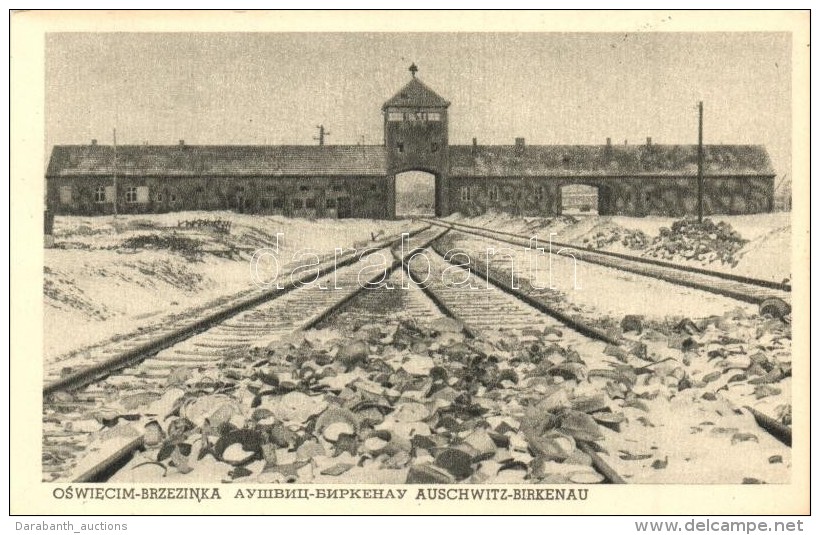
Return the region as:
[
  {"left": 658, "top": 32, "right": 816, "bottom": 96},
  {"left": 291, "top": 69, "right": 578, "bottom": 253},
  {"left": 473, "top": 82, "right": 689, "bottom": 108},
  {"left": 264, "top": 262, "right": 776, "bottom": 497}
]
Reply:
[{"left": 46, "top": 32, "right": 791, "bottom": 176}]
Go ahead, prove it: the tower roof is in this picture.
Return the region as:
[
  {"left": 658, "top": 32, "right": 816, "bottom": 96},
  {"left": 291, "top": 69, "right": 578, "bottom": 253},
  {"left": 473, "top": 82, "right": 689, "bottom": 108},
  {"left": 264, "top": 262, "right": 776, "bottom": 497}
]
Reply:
[{"left": 382, "top": 78, "right": 450, "bottom": 110}]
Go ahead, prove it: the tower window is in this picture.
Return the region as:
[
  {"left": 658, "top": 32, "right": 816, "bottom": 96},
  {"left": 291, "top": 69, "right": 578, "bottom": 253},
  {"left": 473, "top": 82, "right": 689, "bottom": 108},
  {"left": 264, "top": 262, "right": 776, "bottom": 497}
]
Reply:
[
  {"left": 94, "top": 186, "right": 106, "bottom": 203},
  {"left": 431, "top": 142, "right": 439, "bottom": 153},
  {"left": 396, "top": 142, "right": 404, "bottom": 153},
  {"left": 460, "top": 186, "right": 471, "bottom": 202}
]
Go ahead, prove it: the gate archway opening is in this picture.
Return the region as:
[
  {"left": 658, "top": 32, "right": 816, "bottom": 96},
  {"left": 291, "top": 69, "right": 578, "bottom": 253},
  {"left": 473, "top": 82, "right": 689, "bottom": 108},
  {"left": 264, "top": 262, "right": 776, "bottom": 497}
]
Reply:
[
  {"left": 395, "top": 171, "right": 436, "bottom": 218},
  {"left": 560, "top": 184, "right": 601, "bottom": 216}
]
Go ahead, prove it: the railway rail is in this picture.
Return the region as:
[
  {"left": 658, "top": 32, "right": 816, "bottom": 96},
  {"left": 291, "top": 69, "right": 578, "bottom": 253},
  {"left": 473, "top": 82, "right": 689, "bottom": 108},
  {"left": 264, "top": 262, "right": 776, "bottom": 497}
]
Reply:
[
  {"left": 46, "top": 227, "right": 444, "bottom": 482},
  {"left": 420, "top": 218, "right": 791, "bottom": 308},
  {"left": 43, "top": 222, "right": 790, "bottom": 485},
  {"left": 421, "top": 219, "right": 793, "bottom": 439},
  {"left": 44, "top": 227, "right": 429, "bottom": 394}
]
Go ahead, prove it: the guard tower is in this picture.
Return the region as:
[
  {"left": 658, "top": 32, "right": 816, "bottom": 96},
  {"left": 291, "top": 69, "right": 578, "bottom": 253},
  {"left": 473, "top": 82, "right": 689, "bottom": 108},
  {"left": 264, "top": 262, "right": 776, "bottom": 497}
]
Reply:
[{"left": 383, "top": 64, "right": 451, "bottom": 216}]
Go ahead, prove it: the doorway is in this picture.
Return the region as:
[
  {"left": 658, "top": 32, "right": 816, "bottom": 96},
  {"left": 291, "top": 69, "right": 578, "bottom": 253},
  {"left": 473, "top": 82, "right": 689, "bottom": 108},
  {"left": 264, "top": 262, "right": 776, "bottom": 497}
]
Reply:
[
  {"left": 337, "top": 197, "right": 352, "bottom": 219},
  {"left": 395, "top": 171, "right": 436, "bottom": 218},
  {"left": 560, "top": 184, "right": 600, "bottom": 216}
]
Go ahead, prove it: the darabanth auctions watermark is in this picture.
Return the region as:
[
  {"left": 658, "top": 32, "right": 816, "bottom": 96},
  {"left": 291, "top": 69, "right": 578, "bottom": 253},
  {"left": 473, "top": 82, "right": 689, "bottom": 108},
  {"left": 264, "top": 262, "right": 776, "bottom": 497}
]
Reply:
[{"left": 249, "top": 232, "right": 582, "bottom": 291}]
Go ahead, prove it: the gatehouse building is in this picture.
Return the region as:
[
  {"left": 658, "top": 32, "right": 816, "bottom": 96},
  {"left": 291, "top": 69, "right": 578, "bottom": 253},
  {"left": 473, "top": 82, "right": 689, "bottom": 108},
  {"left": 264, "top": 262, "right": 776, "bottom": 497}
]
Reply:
[{"left": 46, "top": 65, "right": 775, "bottom": 219}]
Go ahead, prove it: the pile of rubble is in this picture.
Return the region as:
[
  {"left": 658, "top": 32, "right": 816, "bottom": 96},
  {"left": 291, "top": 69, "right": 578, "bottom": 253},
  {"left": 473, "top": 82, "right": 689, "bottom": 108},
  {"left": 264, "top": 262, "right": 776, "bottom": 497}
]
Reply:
[
  {"left": 582, "top": 227, "right": 651, "bottom": 250},
  {"left": 119, "top": 234, "right": 205, "bottom": 260},
  {"left": 619, "top": 310, "right": 792, "bottom": 414},
  {"left": 643, "top": 218, "right": 748, "bottom": 266},
  {"left": 53, "top": 299, "right": 792, "bottom": 484},
  {"left": 72, "top": 319, "right": 623, "bottom": 484}
]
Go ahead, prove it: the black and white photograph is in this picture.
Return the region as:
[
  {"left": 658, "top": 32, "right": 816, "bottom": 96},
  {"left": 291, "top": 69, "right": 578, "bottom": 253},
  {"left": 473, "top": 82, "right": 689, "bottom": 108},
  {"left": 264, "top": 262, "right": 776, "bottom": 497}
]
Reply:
[{"left": 10, "top": 10, "right": 810, "bottom": 517}]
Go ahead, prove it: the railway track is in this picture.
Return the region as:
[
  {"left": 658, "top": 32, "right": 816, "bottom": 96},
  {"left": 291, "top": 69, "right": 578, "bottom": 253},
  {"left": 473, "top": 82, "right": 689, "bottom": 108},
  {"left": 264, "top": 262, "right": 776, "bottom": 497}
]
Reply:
[
  {"left": 43, "top": 223, "right": 790, "bottom": 485},
  {"left": 400, "top": 243, "right": 789, "bottom": 483},
  {"left": 44, "top": 227, "right": 428, "bottom": 394},
  {"left": 44, "top": 227, "right": 437, "bottom": 480},
  {"left": 421, "top": 219, "right": 792, "bottom": 472},
  {"left": 421, "top": 218, "right": 791, "bottom": 308}
]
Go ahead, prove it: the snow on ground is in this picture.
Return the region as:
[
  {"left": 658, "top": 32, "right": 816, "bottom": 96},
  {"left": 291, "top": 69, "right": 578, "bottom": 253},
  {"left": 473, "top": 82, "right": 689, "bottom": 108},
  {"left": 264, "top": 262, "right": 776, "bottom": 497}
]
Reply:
[
  {"left": 447, "top": 211, "right": 791, "bottom": 283},
  {"left": 45, "top": 212, "right": 418, "bottom": 360}
]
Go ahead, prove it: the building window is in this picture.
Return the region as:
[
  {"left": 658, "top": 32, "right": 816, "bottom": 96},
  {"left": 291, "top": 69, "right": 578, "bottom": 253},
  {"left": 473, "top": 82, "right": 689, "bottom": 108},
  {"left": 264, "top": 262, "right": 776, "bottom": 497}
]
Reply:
[
  {"left": 155, "top": 192, "right": 163, "bottom": 203},
  {"left": 326, "top": 198, "right": 337, "bottom": 209},
  {"left": 299, "top": 185, "right": 310, "bottom": 192},
  {"left": 59, "top": 186, "right": 72, "bottom": 205},
  {"left": 488, "top": 185, "right": 499, "bottom": 202},
  {"left": 94, "top": 186, "right": 106, "bottom": 203},
  {"left": 534, "top": 186, "right": 545, "bottom": 202},
  {"left": 460, "top": 186, "right": 471, "bottom": 202},
  {"left": 388, "top": 112, "right": 404, "bottom": 122},
  {"left": 305, "top": 198, "right": 316, "bottom": 209},
  {"left": 431, "top": 142, "right": 439, "bottom": 153},
  {"left": 396, "top": 142, "right": 404, "bottom": 153},
  {"left": 169, "top": 194, "right": 178, "bottom": 206},
  {"left": 125, "top": 186, "right": 150, "bottom": 204},
  {"left": 293, "top": 199, "right": 304, "bottom": 209},
  {"left": 428, "top": 112, "right": 441, "bottom": 122},
  {"left": 125, "top": 187, "right": 138, "bottom": 203}
]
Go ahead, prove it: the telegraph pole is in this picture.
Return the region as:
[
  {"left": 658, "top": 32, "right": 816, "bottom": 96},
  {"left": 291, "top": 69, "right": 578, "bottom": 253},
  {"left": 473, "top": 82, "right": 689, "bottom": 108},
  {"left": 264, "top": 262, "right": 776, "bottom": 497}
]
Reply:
[
  {"left": 697, "top": 101, "right": 704, "bottom": 223},
  {"left": 314, "top": 125, "right": 331, "bottom": 146},
  {"left": 113, "top": 128, "right": 118, "bottom": 217}
]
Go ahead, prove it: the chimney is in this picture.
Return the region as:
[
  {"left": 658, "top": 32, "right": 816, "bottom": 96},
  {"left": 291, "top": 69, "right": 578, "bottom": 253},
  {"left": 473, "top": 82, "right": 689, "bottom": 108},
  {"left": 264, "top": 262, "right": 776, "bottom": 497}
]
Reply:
[
  {"left": 515, "top": 137, "right": 525, "bottom": 156},
  {"left": 624, "top": 139, "right": 628, "bottom": 146},
  {"left": 606, "top": 137, "right": 611, "bottom": 147},
  {"left": 646, "top": 137, "right": 652, "bottom": 147},
  {"left": 179, "top": 139, "right": 185, "bottom": 146},
  {"left": 91, "top": 139, "right": 97, "bottom": 146},
  {"left": 472, "top": 137, "right": 478, "bottom": 155}
]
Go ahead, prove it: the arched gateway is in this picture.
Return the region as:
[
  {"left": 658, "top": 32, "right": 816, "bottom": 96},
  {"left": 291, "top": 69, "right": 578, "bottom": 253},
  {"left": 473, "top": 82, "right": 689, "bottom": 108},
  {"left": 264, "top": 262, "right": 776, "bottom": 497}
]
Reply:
[{"left": 47, "top": 65, "right": 775, "bottom": 219}]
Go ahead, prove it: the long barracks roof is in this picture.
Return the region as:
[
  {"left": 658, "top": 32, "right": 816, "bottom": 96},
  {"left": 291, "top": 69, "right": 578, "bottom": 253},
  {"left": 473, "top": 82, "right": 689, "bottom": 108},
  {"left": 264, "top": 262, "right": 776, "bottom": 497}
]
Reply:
[
  {"left": 46, "top": 145, "right": 388, "bottom": 178},
  {"left": 47, "top": 143, "right": 774, "bottom": 179},
  {"left": 449, "top": 144, "right": 774, "bottom": 178}
]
